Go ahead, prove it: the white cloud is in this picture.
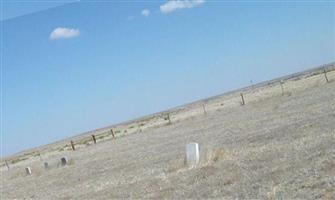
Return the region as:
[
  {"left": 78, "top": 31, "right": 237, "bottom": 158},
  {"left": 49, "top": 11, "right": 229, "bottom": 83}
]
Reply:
[
  {"left": 49, "top": 27, "right": 80, "bottom": 40},
  {"left": 141, "top": 9, "right": 150, "bottom": 17},
  {"left": 160, "top": 0, "right": 205, "bottom": 13}
]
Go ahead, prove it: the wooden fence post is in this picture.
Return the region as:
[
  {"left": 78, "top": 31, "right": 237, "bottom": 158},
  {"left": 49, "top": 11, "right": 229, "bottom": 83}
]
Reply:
[
  {"left": 70, "top": 140, "right": 75, "bottom": 151},
  {"left": 167, "top": 113, "right": 171, "bottom": 124},
  {"left": 240, "top": 93, "right": 245, "bottom": 105},
  {"left": 202, "top": 104, "right": 207, "bottom": 114},
  {"left": 111, "top": 129, "right": 115, "bottom": 138},
  {"left": 92, "top": 134, "right": 96, "bottom": 144},
  {"left": 280, "top": 80, "right": 284, "bottom": 96},
  {"left": 324, "top": 69, "right": 329, "bottom": 83},
  {"left": 5, "top": 160, "right": 9, "bottom": 171}
]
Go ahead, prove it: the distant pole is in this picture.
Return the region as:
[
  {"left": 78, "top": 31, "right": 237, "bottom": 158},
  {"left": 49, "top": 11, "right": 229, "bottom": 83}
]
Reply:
[
  {"left": 70, "top": 140, "right": 75, "bottom": 151},
  {"left": 202, "top": 104, "right": 207, "bottom": 114},
  {"left": 167, "top": 113, "right": 171, "bottom": 124},
  {"left": 92, "top": 134, "right": 96, "bottom": 144},
  {"left": 110, "top": 129, "right": 115, "bottom": 138},
  {"left": 240, "top": 93, "right": 245, "bottom": 105},
  {"left": 324, "top": 69, "right": 329, "bottom": 83},
  {"left": 5, "top": 160, "right": 9, "bottom": 171},
  {"left": 280, "top": 80, "right": 284, "bottom": 96}
]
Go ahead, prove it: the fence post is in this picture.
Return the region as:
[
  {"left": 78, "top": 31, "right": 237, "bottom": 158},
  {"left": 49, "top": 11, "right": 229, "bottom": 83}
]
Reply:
[
  {"left": 167, "top": 113, "right": 171, "bottom": 124},
  {"left": 92, "top": 134, "right": 96, "bottom": 144},
  {"left": 202, "top": 104, "right": 207, "bottom": 114},
  {"left": 324, "top": 69, "right": 329, "bottom": 83},
  {"left": 280, "top": 80, "right": 284, "bottom": 96},
  {"left": 5, "top": 160, "right": 9, "bottom": 171},
  {"left": 240, "top": 93, "right": 245, "bottom": 105},
  {"left": 111, "top": 129, "right": 115, "bottom": 138},
  {"left": 70, "top": 140, "right": 75, "bottom": 151}
]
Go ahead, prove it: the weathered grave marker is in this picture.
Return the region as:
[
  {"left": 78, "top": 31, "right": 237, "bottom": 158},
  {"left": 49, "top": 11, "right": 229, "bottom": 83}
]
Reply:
[
  {"left": 92, "top": 134, "right": 96, "bottom": 144},
  {"left": 25, "top": 167, "right": 32, "bottom": 175},
  {"left": 240, "top": 93, "right": 245, "bottom": 105},
  {"left": 61, "top": 157, "right": 68, "bottom": 166},
  {"left": 44, "top": 162, "right": 49, "bottom": 170},
  {"left": 186, "top": 143, "right": 200, "bottom": 168},
  {"left": 71, "top": 140, "right": 75, "bottom": 151}
]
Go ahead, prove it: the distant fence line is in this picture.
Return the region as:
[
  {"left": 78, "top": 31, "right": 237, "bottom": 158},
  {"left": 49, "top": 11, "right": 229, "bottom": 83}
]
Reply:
[
  {"left": 53, "top": 64, "right": 335, "bottom": 153},
  {"left": 2, "top": 64, "right": 334, "bottom": 168}
]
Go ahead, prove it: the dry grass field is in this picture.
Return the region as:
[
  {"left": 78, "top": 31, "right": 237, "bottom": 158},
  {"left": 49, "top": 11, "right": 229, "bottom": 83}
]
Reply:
[{"left": 1, "top": 63, "right": 335, "bottom": 199}]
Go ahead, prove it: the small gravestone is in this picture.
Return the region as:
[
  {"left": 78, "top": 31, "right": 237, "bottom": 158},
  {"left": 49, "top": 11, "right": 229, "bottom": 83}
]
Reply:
[
  {"left": 25, "top": 167, "right": 32, "bottom": 175},
  {"left": 186, "top": 143, "right": 199, "bottom": 167},
  {"left": 44, "top": 162, "right": 49, "bottom": 170},
  {"left": 61, "top": 157, "right": 68, "bottom": 166}
]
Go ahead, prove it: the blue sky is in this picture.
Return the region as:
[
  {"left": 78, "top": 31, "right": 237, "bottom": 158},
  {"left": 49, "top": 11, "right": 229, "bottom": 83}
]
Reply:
[{"left": 1, "top": 0, "right": 334, "bottom": 157}]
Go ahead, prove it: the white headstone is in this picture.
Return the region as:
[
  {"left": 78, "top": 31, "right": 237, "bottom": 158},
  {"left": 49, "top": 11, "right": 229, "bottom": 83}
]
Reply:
[
  {"left": 25, "top": 167, "right": 32, "bottom": 175},
  {"left": 186, "top": 143, "right": 199, "bottom": 167}
]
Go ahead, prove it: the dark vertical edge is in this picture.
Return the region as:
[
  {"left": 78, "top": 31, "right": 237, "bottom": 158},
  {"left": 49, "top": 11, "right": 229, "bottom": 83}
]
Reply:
[
  {"left": 111, "top": 129, "right": 115, "bottom": 138},
  {"left": 240, "top": 93, "right": 245, "bottom": 105},
  {"left": 71, "top": 140, "right": 75, "bottom": 151},
  {"left": 92, "top": 134, "right": 96, "bottom": 144},
  {"left": 324, "top": 69, "right": 329, "bottom": 83},
  {"left": 280, "top": 80, "right": 284, "bottom": 96},
  {"left": 5, "top": 160, "right": 9, "bottom": 170}
]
